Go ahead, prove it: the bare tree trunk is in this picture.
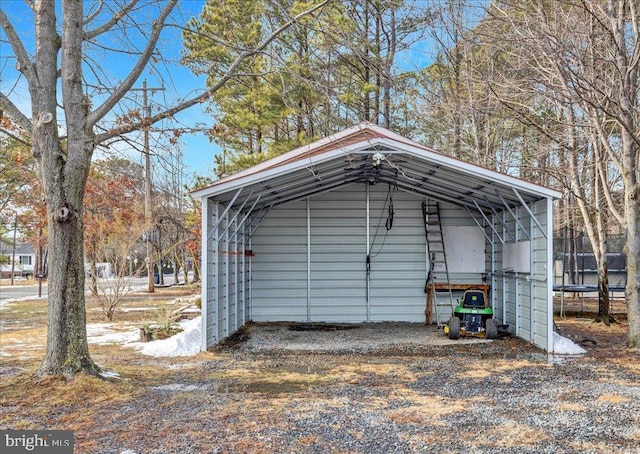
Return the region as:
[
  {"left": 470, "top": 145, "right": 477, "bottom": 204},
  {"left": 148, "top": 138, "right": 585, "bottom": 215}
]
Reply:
[
  {"left": 1, "top": 0, "right": 329, "bottom": 379},
  {"left": 32, "top": 0, "right": 98, "bottom": 377},
  {"left": 622, "top": 140, "right": 640, "bottom": 347},
  {"left": 192, "top": 264, "right": 200, "bottom": 284},
  {"left": 362, "top": 0, "right": 371, "bottom": 122},
  {"left": 382, "top": 3, "right": 396, "bottom": 129},
  {"left": 593, "top": 145, "right": 611, "bottom": 323},
  {"left": 39, "top": 203, "right": 98, "bottom": 377},
  {"left": 626, "top": 196, "right": 640, "bottom": 347}
]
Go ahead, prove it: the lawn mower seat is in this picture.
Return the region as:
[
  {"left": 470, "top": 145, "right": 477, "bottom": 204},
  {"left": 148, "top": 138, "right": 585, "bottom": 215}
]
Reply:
[{"left": 461, "top": 290, "right": 486, "bottom": 308}]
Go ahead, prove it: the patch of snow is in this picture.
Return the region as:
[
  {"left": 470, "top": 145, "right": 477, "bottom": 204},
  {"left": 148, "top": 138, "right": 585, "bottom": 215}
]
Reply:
[
  {"left": 86, "top": 323, "right": 116, "bottom": 336},
  {"left": 136, "top": 316, "right": 201, "bottom": 357},
  {"left": 151, "top": 383, "right": 206, "bottom": 392},
  {"left": 166, "top": 362, "right": 202, "bottom": 370},
  {"left": 121, "top": 307, "right": 155, "bottom": 313},
  {"left": 120, "top": 450, "right": 138, "bottom": 454},
  {"left": 181, "top": 305, "right": 201, "bottom": 314},
  {"left": 164, "top": 295, "right": 200, "bottom": 306},
  {"left": 553, "top": 331, "right": 587, "bottom": 355},
  {"left": 87, "top": 323, "right": 140, "bottom": 345},
  {"left": 99, "top": 370, "right": 121, "bottom": 379},
  {"left": 0, "top": 295, "right": 44, "bottom": 309}
]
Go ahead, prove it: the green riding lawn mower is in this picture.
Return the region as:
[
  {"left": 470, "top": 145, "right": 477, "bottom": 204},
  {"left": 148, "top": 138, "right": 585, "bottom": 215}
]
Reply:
[{"left": 444, "top": 288, "right": 504, "bottom": 340}]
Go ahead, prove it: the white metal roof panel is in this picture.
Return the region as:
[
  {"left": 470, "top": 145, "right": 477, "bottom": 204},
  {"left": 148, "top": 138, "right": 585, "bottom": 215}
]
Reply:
[{"left": 192, "top": 122, "right": 561, "bottom": 218}]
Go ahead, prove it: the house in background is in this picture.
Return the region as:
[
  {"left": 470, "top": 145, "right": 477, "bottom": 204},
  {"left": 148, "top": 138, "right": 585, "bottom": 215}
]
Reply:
[{"left": 0, "top": 239, "right": 36, "bottom": 279}]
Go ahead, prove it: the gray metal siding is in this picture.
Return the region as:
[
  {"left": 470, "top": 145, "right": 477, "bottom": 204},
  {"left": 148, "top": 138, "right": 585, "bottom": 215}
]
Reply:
[
  {"left": 201, "top": 202, "right": 254, "bottom": 347},
  {"left": 204, "top": 199, "right": 217, "bottom": 348},
  {"left": 487, "top": 199, "right": 552, "bottom": 350},
  {"left": 251, "top": 184, "right": 487, "bottom": 325},
  {"left": 251, "top": 200, "right": 308, "bottom": 321},
  {"left": 205, "top": 185, "right": 553, "bottom": 352},
  {"left": 310, "top": 188, "right": 367, "bottom": 321},
  {"left": 368, "top": 185, "right": 426, "bottom": 322},
  {"left": 532, "top": 199, "right": 551, "bottom": 349}
]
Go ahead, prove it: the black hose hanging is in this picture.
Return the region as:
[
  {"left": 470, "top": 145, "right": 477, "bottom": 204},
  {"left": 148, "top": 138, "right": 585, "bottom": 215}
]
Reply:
[
  {"left": 370, "top": 181, "right": 397, "bottom": 258},
  {"left": 385, "top": 194, "right": 394, "bottom": 230}
]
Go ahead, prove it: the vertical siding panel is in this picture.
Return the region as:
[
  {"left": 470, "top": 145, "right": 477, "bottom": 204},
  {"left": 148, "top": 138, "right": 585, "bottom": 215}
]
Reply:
[
  {"left": 201, "top": 199, "right": 211, "bottom": 348},
  {"left": 251, "top": 200, "right": 308, "bottom": 321},
  {"left": 217, "top": 214, "right": 227, "bottom": 339},
  {"left": 369, "top": 185, "right": 426, "bottom": 322},
  {"left": 309, "top": 186, "right": 367, "bottom": 322}
]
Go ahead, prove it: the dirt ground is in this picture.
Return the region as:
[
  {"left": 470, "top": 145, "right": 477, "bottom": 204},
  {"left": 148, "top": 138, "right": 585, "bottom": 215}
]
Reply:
[{"left": 1, "top": 288, "right": 639, "bottom": 453}]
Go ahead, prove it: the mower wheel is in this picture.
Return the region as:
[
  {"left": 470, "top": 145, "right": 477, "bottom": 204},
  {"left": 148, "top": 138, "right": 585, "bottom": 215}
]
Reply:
[
  {"left": 448, "top": 316, "right": 460, "bottom": 340},
  {"left": 485, "top": 318, "right": 498, "bottom": 339}
]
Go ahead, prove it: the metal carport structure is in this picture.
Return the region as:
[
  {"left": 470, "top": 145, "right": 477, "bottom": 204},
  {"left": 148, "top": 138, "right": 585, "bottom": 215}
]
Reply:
[{"left": 193, "top": 122, "right": 562, "bottom": 351}]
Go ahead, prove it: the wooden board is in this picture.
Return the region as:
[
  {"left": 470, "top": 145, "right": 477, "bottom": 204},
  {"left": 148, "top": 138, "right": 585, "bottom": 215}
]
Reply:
[{"left": 433, "top": 283, "right": 490, "bottom": 291}]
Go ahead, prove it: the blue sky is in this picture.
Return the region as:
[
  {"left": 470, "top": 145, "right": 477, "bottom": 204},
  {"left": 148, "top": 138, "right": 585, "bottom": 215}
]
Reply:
[
  {"left": 0, "top": 0, "right": 221, "bottom": 185},
  {"left": 1, "top": 1, "right": 481, "bottom": 186}
]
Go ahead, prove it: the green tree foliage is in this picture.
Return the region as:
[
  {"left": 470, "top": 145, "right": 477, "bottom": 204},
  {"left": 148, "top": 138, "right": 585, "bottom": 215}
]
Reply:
[{"left": 183, "top": 0, "right": 435, "bottom": 177}]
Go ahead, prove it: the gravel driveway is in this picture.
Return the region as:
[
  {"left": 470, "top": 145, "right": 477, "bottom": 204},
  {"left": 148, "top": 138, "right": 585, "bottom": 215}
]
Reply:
[
  {"left": 3, "top": 322, "right": 640, "bottom": 453},
  {"left": 113, "top": 323, "right": 640, "bottom": 453}
]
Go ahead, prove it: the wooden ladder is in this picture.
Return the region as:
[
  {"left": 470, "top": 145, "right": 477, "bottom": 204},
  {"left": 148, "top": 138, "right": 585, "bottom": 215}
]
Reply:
[{"left": 423, "top": 200, "right": 454, "bottom": 326}]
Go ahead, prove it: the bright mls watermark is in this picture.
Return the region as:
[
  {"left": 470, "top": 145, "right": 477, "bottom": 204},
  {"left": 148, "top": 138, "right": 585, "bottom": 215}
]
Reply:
[{"left": 1, "top": 430, "right": 73, "bottom": 453}]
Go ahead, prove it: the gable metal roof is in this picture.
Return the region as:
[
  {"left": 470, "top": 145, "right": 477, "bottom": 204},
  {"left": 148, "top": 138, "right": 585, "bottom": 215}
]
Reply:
[{"left": 193, "top": 122, "right": 561, "bottom": 218}]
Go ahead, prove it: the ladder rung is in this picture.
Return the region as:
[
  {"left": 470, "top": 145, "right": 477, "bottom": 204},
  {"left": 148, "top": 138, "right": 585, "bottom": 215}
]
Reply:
[{"left": 424, "top": 200, "right": 453, "bottom": 326}]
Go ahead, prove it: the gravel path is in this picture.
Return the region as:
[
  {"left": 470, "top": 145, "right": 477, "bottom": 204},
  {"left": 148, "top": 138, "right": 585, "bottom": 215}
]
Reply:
[{"left": 3, "top": 322, "right": 640, "bottom": 453}]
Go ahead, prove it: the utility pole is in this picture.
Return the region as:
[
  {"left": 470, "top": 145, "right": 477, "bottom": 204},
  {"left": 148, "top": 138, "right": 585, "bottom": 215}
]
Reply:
[
  {"left": 133, "top": 80, "right": 164, "bottom": 293},
  {"left": 10, "top": 213, "right": 17, "bottom": 285}
]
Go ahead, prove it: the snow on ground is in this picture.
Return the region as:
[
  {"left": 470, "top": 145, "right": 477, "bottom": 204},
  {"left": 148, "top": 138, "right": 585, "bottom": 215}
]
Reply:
[
  {"left": 87, "top": 323, "right": 141, "bottom": 345},
  {"left": 0, "top": 294, "right": 43, "bottom": 309},
  {"left": 553, "top": 331, "right": 587, "bottom": 355},
  {"left": 121, "top": 307, "right": 155, "bottom": 313},
  {"left": 135, "top": 316, "right": 201, "bottom": 357},
  {"left": 99, "top": 370, "right": 122, "bottom": 379},
  {"left": 82, "top": 294, "right": 202, "bottom": 357}
]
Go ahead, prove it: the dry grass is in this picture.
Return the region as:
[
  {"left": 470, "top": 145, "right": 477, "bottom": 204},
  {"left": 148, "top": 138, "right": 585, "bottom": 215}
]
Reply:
[
  {"left": 555, "top": 402, "right": 588, "bottom": 412},
  {"left": 0, "top": 286, "right": 201, "bottom": 422},
  {"left": 569, "top": 440, "right": 634, "bottom": 453},
  {"left": 596, "top": 393, "right": 630, "bottom": 405},
  {"left": 0, "top": 327, "right": 48, "bottom": 364},
  {"left": 611, "top": 357, "right": 640, "bottom": 373},
  {"left": 329, "top": 362, "right": 417, "bottom": 384},
  {"left": 0, "top": 372, "right": 140, "bottom": 428},
  {"left": 482, "top": 421, "right": 550, "bottom": 447},
  {"left": 388, "top": 397, "right": 467, "bottom": 426}
]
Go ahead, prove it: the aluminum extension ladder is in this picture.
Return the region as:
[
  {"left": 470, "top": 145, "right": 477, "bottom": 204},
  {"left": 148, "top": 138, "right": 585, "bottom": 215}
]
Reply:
[{"left": 423, "top": 200, "right": 454, "bottom": 326}]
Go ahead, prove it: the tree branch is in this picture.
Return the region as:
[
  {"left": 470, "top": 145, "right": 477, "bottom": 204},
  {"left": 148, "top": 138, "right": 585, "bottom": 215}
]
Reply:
[
  {"left": 0, "top": 127, "right": 32, "bottom": 147},
  {"left": 84, "top": 0, "right": 141, "bottom": 41},
  {"left": 0, "top": 8, "right": 38, "bottom": 85},
  {"left": 88, "top": 0, "right": 179, "bottom": 127},
  {"left": 0, "top": 92, "right": 33, "bottom": 132},
  {"left": 94, "top": 0, "right": 331, "bottom": 143}
]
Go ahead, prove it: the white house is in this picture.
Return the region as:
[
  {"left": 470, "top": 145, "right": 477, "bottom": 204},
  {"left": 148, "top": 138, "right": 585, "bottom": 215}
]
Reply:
[
  {"left": 0, "top": 239, "right": 36, "bottom": 279},
  {"left": 193, "top": 123, "right": 562, "bottom": 351}
]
